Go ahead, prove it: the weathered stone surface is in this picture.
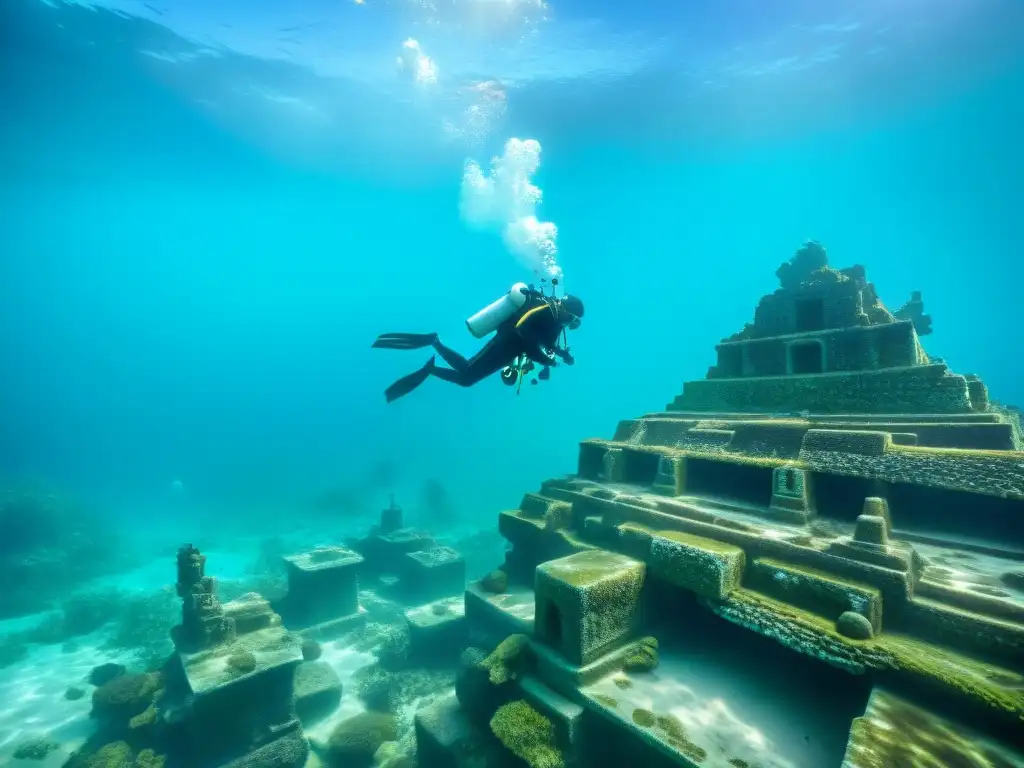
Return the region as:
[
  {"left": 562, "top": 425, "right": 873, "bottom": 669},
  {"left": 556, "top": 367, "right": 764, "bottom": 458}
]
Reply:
[
  {"left": 535, "top": 551, "right": 646, "bottom": 666},
  {"left": 842, "top": 687, "right": 1024, "bottom": 768},
  {"left": 280, "top": 547, "right": 362, "bottom": 627},
  {"left": 649, "top": 531, "right": 744, "bottom": 600},
  {"left": 293, "top": 660, "right": 342, "bottom": 725},
  {"left": 224, "top": 592, "right": 280, "bottom": 635},
  {"left": 401, "top": 546, "right": 466, "bottom": 604},
  {"left": 405, "top": 596, "right": 466, "bottom": 661}
]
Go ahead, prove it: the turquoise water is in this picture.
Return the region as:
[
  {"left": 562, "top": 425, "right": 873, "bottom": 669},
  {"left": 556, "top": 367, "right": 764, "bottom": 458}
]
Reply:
[{"left": 0, "top": 1, "right": 1022, "bottom": 762}]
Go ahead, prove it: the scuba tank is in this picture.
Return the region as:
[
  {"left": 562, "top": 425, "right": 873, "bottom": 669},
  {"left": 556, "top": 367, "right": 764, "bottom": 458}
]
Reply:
[{"left": 465, "top": 282, "right": 529, "bottom": 339}]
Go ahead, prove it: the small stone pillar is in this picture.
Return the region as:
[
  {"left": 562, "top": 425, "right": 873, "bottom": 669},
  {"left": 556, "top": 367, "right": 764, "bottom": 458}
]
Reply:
[
  {"left": 381, "top": 493, "right": 403, "bottom": 534},
  {"left": 173, "top": 544, "right": 236, "bottom": 652},
  {"left": 861, "top": 497, "right": 892, "bottom": 536},
  {"left": 768, "top": 465, "right": 815, "bottom": 523},
  {"left": 652, "top": 456, "right": 684, "bottom": 496}
]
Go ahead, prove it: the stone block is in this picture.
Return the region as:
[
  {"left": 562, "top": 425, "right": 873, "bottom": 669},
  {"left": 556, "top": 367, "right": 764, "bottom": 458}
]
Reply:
[
  {"left": 224, "top": 593, "right": 280, "bottom": 636},
  {"left": 649, "top": 531, "right": 745, "bottom": 600},
  {"left": 534, "top": 551, "right": 646, "bottom": 666},
  {"left": 862, "top": 496, "right": 892, "bottom": 534},
  {"left": 769, "top": 465, "right": 815, "bottom": 523},
  {"left": 464, "top": 582, "right": 535, "bottom": 648},
  {"left": 405, "top": 596, "right": 466, "bottom": 662},
  {"left": 218, "top": 729, "right": 308, "bottom": 768},
  {"left": 520, "top": 676, "right": 586, "bottom": 767},
  {"left": 281, "top": 547, "right": 362, "bottom": 626},
  {"left": 358, "top": 529, "right": 436, "bottom": 574},
  {"left": 854, "top": 515, "right": 889, "bottom": 545},
  {"left": 414, "top": 692, "right": 504, "bottom": 768},
  {"left": 401, "top": 546, "right": 466, "bottom": 604},
  {"left": 293, "top": 660, "right": 342, "bottom": 725},
  {"left": 747, "top": 558, "right": 883, "bottom": 633},
  {"left": 176, "top": 626, "right": 304, "bottom": 766}
]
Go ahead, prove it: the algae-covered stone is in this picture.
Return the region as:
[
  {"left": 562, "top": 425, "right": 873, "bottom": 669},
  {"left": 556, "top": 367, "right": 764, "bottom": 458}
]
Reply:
[
  {"left": 294, "top": 660, "right": 343, "bottom": 724},
  {"left": 842, "top": 686, "right": 1024, "bottom": 768},
  {"left": 535, "top": 551, "right": 645, "bottom": 666},
  {"left": 91, "top": 672, "right": 164, "bottom": 724},
  {"left": 747, "top": 558, "right": 882, "bottom": 633},
  {"left": 326, "top": 711, "right": 398, "bottom": 768},
  {"left": 480, "top": 570, "right": 509, "bottom": 594},
  {"left": 480, "top": 633, "right": 533, "bottom": 685},
  {"left": 13, "top": 736, "right": 59, "bottom": 760},
  {"left": 649, "top": 531, "right": 744, "bottom": 600},
  {"left": 490, "top": 700, "right": 565, "bottom": 768},
  {"left": 837, "top": 611, "right": 874, "bottom": 640},
  {"left": 623, "top": 636, "right": 659, "bottom": 672}
]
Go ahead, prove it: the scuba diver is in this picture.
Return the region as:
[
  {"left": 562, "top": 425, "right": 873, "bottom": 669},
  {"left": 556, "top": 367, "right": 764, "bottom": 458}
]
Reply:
[{"left": 372, "top": 282, "right": 584, "bottom": 404}]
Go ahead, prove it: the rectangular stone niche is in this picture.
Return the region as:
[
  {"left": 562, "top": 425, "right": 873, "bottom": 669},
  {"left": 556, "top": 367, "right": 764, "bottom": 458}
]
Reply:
[{"left": 534, "top": 550, "right": 646, "bottom": 666}]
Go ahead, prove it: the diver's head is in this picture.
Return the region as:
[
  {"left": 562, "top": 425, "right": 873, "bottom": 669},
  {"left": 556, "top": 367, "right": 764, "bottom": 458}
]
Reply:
[{"left": 558, "top": 294, "right": 585, "bottom": 330}]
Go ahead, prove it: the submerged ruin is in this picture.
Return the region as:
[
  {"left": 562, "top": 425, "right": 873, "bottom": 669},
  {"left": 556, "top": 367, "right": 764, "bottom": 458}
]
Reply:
[
  {"left": 59, "top": 241, "right": 1024, "bottom": 768},
  {"left": 438, "top": 241, "right": 1024, "bottom": 768}
]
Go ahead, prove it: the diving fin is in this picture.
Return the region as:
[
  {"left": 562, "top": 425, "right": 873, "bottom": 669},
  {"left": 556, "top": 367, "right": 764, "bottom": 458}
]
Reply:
[
  {"left": 385, "top": 356, "right": 435, "bottom": 403},
  {"left": 372, "top": 333, "right": 438, "bottom": 351}
]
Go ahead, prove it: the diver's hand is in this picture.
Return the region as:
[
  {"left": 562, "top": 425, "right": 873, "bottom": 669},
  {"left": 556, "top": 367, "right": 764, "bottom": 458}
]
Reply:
[{"left": 563, "top": 352, "right": 575, "bottom": 366}]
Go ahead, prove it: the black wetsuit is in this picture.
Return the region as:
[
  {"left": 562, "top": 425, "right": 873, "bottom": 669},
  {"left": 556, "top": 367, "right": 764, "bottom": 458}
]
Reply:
[{"left": 373, "top": 297, "right": 568, "bottom": 403}]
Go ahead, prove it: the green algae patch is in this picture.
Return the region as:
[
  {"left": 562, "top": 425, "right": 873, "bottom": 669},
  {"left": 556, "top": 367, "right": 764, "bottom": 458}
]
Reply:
[
  {"left": 653, "top": 714, "right": 707, "bottom": 764},
  {"left": 877, "top": 634, "right": 1024, "bottom": 726},
  {"left": 728, "top": 760, "right": 749, "bottom": 768},
  {"left": 650, "top": 530, "right": 745, "bottom": 600},
  {"left": 490, "top": 700, "right": 565, "bottom": 768},
  {"left": 592, "top": 693, "right": 618, "bottom": 708},
  {"left": 624, "top": 636, "right": 660, "bottom": 673},
  {"left": 480, "top": 634, "right": 533, "bottom": 685},
  {"left": 632, "top": 708, "right": 655, "bottom": 727},
  {"left": 613, "top": 676, "right": 633, "bottom": 690}
]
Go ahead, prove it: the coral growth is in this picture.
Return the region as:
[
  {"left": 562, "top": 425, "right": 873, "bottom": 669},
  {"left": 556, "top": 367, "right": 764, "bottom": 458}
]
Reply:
[
  {"left": 480, "top": 634, "right": 533, "bottom": 685},
  {"left": 326, "top": 711, "right": 399, "bottom": 767},
  {"left": 0, "top": 484, "right": 130, "bottom": 619},
  {"left": 623, "top": 636, "right": 659, "bottom": 673},
  {"left": 490, "top": 700, "right": 564, "bottom": 768}
]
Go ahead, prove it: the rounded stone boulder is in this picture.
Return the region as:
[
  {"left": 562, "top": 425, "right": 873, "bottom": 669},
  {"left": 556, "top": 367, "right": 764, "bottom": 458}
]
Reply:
[{"left": 836, "top": 611, "right": 874, "bottom": 640}]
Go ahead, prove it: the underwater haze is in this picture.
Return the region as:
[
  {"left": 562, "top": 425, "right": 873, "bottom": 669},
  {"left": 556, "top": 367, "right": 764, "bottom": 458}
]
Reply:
[{"left": 0, "top": 0, "right": 1023, "bottom": 763}]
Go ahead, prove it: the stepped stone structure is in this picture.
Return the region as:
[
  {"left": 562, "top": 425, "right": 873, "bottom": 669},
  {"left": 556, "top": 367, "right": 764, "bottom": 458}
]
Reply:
[
  {"left": 422, "top": 242, "right": 1024, "bottom": 768},
  {"left": 168, "top": 546, "right": 308, "bottom": 768}
]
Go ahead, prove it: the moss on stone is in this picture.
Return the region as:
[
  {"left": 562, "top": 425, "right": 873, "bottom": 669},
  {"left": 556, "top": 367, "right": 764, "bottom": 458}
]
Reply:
[
  {"left": 13, "top": 737, "right": 59, "bottom": 760},
  {"left": 652, "top": 714, "right": 707, "bottom": 763},
  {"left": 490, "top": 700, "right": 564, "bottom": 768},
  {"left": 481, "top": 570, "right": 509, "bottom": 594},
  {"left": 83, "top": 741, "right": 133, "bottom": 768},
  {"left": 535, "top": 551, "right": 646, "bottom": 666},
  {"left": 650, "top": 531, "right": 744, "bottom": 600},
  {"left": 327, "top": 711, "right": 398, "bottom": 765},
  {"left": 728, "top": 760, "right": 749, "bottom": 768},
  {"left": 749, "top": 557, "right": 882, "bottom": 631},
  {"left": 544, "top": 502, "right": 573, "bottom": 531},
  {"left": 134, "top": 749, "right": 166, "bottom": 768},
  {"left": 623, "top": 636, "right": 660, "bottom": 673},
  {"left": 91, "top": 672, "right": 164, "bottom": 723},
  {"left": 631, "top": 708, "right": 655, "bottom": 727},
  {"left": 226, "top": 649, "right": 257, "bottom": 675},
  {"left": 480, "top": 634, "right": 533, "bottom": 685},
  {"left": 592, "top": 693, "right": 618, "bottom": 708},
  {"left": 612, "top": 676, "right": 633, "bottom": 690},
  {"left": 709, "top": 588, "right": 1024, "bottom": 725},
  {"left": 844, "top": 688, "right": 1020, "bottom": 768}
]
